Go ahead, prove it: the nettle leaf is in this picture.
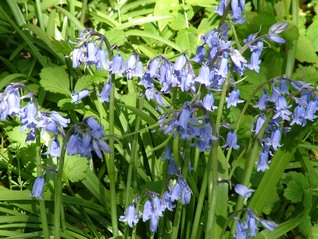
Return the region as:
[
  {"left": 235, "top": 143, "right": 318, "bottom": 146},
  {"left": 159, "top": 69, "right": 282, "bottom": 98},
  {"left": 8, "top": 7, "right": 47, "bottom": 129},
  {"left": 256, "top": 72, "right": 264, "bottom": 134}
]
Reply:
[
  {"left": 63, "top": 154, "right": 89, "bottom": 182},
  {"left": 284, "top": 172, "right": 309, "bottom": 203},
  {"left": 40, "top": 67, "right": 71, "bottom": 96},
  {"left": 104, "top": 29, "right": 126, "bottom": 46}
]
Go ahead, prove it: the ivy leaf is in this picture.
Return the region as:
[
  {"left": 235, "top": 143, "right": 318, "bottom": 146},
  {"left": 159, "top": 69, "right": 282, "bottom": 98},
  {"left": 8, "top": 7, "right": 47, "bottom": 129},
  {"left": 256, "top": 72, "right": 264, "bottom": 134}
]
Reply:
[
  {"left": 63, "top": 154, "right": 89, "bottom": 182},
  {"left": 40, "top": 67, "right": 71, "bottom": 96}
]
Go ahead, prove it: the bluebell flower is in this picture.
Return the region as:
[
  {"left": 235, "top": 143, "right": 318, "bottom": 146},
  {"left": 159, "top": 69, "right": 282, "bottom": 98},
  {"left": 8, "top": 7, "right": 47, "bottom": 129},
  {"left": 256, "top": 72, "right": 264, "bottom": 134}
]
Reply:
[
  {"left": 67, "top": 134, "right": 82, "bottom": 155},
  {"left": 98, "top": 81, "right": 112, "bottom": 103},
  {"left": 20, "top": 100, "right": 37, "bottom": 132},
  {"left": 290, "top": 80, "right": 312, "bottom": 91},
  {"left": 252, "top": 114, "right": 266, "bottom": 135},
  {"left": 270, "top": 128, "right": 282, "bottom": 151},
  {"left": 226, "top": 89, "right": 244, "bottom": 108},
  {"left": 167, "top": 158, "right": 180, "bottom": 175},
  {"left": 162, "top": 145, "right": 173, "bottom": 161},
  {"left": 37, "top": 113, "right": 58, "bottom": 134},
  {"left": 125, "top": 54, "right": 143, "bottom": 80},
  {"left": 230, "top": 49, "right": 247, "bottom": 74},
  {"left": 174, "top": 54, "right": 187, "bottom": 71},
  {"left": 50, "top": 111, "right": 70, "bottom": 128},
  {"left": 248, "top": 40, "right": 263, "bottom": 73},
  {"left": 7, "top": 88, "right": 20, "bottom": 115},
  {"left": 259, "top": 218, "right": 279, "bottom": 232},
  {"left": 267, "top": 22, "right": 288, "bottom": 44},
  {"left": 223, "top": 131, "right": 239, "bottom": 150},
  {"left": 119, "top": 204, "right": 139, "bottom": 227},
  {"left": 148, "top": 57, "right": 161, "bottom": 78},
  {"left": 161, "top": 191, "right": 175, "bottom": 211},
  {"left": 86, "top": 117, "right": 106, "bottom": 139},
  {"left": 234, "top": 184, "right": 254, "bottom": 202},
  {"left": 273, "top": 96, "right": 292, "bottom": 121},
  {"left": 145, "top": 88, "right": 165, "bottom": 106},
  {"left": 257, "top": 140, "right": 271, "bottom": 172},
  {"left": 86, "top": 42, "right": 98, "bottom": 65},
  {"left": 245, "top": 211, "right": 258, "bottom": 237},
  {"left": 30, "top": 175, "right": 45, "bottom": 200},
  {"left": 279, "top": 78, "right": 289, "bottom": 95},
  {"left": 195, "top": 64, "right": 211, "bottom": 87},
  {"left": 91, "top": 139, "right": 110, "bottom": 158},
  {"left": 191, "top": 45, "right": 206, "bottom": 64},
  {"left": 111, "top": 53, "right": 124, "bottom": 75},
  {"left": 305, "top": 101, "right": 317, "bottom": 121},
  {"left": 46, "top": 138, "right": 61, "bottom": 157},
  {"left": 71, "top": 48, "right": 83, "bottom": 68},
  {"left": 170, "top": 177, "right": 192, "bottom": 204},
  {"left": 178, "top": 105, "right": 191, "bottom": 129},
  {"left": 291, "top": 105, "right": 306, "bottom": 126},
  {"left": 71, "top": 89, "right": 90, "bottom": 103},
  {"left": 215, "top": 0, "right": 228, "bottom": 16},
  {"left": 231, "top": 0, "right": 245, "bottom": 24},
  {"left": 217, "top": 52, "right": 229, "bottom": 78},
  {"left": 201, "top": 93, "right": 218, "bottom": 112},
  {"left": 79, "top": 134, "right": 92, "bottom": 158},
  {"left": 143, "top": 192, "right": 164, "bottom": 232},
  {"left": 233, "top": 216, "right": 248, "bottom": 239},
  {"left": 254, "top": 91, "right": 268, "bottom": 110},
  {"left": 96, "top": 48, "right": 110, "bottom": 71}
]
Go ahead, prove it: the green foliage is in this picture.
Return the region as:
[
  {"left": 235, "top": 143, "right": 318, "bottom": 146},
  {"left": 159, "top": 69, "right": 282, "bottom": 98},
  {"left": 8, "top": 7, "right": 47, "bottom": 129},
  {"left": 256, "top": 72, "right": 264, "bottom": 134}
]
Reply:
[{"left": 1, "top": 0, "right": 318, "bottom": 239}]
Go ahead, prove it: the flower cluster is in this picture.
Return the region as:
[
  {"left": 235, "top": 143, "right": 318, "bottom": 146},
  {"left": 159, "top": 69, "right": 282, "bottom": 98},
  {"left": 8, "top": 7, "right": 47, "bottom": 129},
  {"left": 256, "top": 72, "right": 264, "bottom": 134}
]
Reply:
[
  {"left": 66, "top": 117, "right": 110, "bottom": 158},
  {"left": 120, "top": 176, "right": 192, "bottom": 233},
  {"left": 0, "top": 83, "right": 70, "bottom": 156},
  {"left": 233, "top": 185, "right": 278, "bottom": 238},
  {"left": 251, "top": 78, "right": 318, "bottom": 171}
]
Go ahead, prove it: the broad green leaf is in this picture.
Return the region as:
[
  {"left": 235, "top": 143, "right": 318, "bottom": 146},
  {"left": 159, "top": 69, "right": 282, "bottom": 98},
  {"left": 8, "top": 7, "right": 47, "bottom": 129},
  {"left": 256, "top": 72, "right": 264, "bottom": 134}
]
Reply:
[
  {"left": 104, "top": 29, "right": 126, "bottom": 46},
  {"left": 154, "top": 0, "right": 179, "bottom": 31},
  {"left": 6, "top": 126, "right": 28, "bottom": 147},
  {"left": 74, "top": 75, "right": 94, "bottom": 92},
  {"left": 306, "top": 19, "right": 318, "bottom": 52},
  {"left": 175, "top": 27, "right": 197, "bottom": 54},
  {"left": 63, "top": 154, "right": 89, "bottom": 182},
  {"left": 39, "top": 67, "right": 71, "bottom": 96},
  {"left": 116, "top": 16, "right": 173, "bottom": 30},
  {"left": 296, "top": 35, "right": 318, "bottom": 63},
  {"left": 284, "top": 180, "right": 303, "bottom": 203}
]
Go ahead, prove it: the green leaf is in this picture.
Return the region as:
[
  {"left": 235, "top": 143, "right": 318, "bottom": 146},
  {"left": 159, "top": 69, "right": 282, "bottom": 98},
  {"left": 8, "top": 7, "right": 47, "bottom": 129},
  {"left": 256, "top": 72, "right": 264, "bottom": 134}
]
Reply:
[
  {"left": 6, "top": 126, "right": 28, "bottom": 147},
  {"left": 104, "top": 29, "right": 126, "bottom": 46},
  {"left": 63, "top": 154, "right": 89, "bottom": 182},
  {"left": 175, "top": 27, "right": 197, "bottom": 53},
  {"left": 296, "top": 35, "right": 318, "bottom": 63},
  {"left": 283, "top": 172, "right": 309, "bottom": 203},
  {"left": 39, "top": 67, "right": 71, "bottom": 96},
  {"left": 74, "top": 75, "right": 94, "bottom": 92},
  {"left": 154, "top": 0, "right": 179, "bottom": 31},
  {"left": 307, "top": 17, "right": 318, "bottom": 51}
]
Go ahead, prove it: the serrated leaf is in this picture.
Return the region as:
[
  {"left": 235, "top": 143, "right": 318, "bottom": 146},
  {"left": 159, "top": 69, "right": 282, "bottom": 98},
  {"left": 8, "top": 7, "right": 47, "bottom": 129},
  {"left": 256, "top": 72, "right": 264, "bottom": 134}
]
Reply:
[
  {"left": 154, "top": 0, "right": 179, "bottom": 31},
  {"left": 40, "top": 67, "right": 71, "bottom": 96},
  {"left": 74, "top": 75, "right": 94, "bottom": 92},
  {"left": 175, "top": 27, "right": 197, "bottom": 54},
  {"left": 284, "top": 181, "right": 303, "bottom": 203},
  {"left": 104, "top": 29, "right": 126, "bottom": 46},
  {"left": 6, "top": 126, "right": 29, "bottom": 147},
  {"left": 307, "top": 18, "right": 318, "bottom": 52},
  {"left": 296, "top": 35, "right": 318, "bottom": 63},
  {"left": 63, "top": 154, "right": 89, "bottom": 182}
]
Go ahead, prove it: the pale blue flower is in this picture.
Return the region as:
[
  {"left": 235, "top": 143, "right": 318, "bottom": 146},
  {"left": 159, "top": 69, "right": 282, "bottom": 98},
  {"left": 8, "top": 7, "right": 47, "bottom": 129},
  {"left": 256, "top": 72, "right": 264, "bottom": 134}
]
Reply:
[
  {"left": 234, "top": 184, "right": 254, "bottom": 202},
  {"left": 119, "top": 204, "right": 139, "bottom": 227},
  {"left": 30, "top": 175, "right": 45, "bottom": 200}
]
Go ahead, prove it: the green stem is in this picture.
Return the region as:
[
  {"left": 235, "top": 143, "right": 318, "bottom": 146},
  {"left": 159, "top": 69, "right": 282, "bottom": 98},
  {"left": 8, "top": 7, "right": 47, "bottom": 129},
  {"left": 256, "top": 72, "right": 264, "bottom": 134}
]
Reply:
[
  {"left": 6, "top": 0, "right": 26, "bottom": 26},
  {"left": 80, "top": 0, "right": 88, "bottom": 25},
  {"left": 54, "top": 129, "right": 74, "bottom": 238},
  {"left": 35, "top": 131, "right": 49, "bottom": 239},
  {"left": 108, "top": 80, "right": 119, "bottom": 236},
  {"left": 35, "top": 0, "right": 44, "bottom": 30},
  {"left": 285, "top": 0, "right": 298, "bottom": 78}
]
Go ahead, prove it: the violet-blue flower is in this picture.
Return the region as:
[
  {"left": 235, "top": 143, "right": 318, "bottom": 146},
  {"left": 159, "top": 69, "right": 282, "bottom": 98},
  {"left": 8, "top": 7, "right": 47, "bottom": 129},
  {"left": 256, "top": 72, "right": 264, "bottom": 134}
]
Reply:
[
  {"left": 223, "top": 131, "right": 240, "bottom": 150},
  {"left": 119, "top": 204, "right": 139, "bottom": 228},
  {"left": 234, "top": 184, "right": 254, "bottom": 202},
  {"left": 226, "top": 89, "right": 244, "bottom": 108},
  {"left": 71, "top": 89, "right": 90, "bottom": 103},
  {"left": 30, "top": 175, "right": 45, "bottom": 200},
  {"left": 98, "top": 81, "right": 112, "bottom": 103},
  {"left": 47, "top": 138, "right": 61, "bottom": 157},
  {"left": 259, "top": 218, "right": 279, "bottom": 232}
]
